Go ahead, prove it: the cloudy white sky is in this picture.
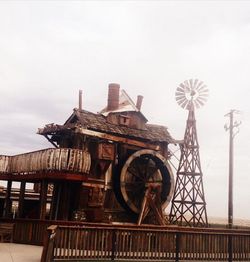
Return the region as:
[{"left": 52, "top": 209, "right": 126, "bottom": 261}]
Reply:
[{"left": 0, "top": 1, "right": 250, "bottom": 220}]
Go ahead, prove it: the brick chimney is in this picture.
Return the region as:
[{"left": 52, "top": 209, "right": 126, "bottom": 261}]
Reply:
[
  {"left": 79, "top": 90, "right": 83, "bottom": 110},
  {"left": 107, "top": 83, "right": 120, "bottom": 111},
  {"left": 136, "top": 95, "right": 143, "bottom": 111}
]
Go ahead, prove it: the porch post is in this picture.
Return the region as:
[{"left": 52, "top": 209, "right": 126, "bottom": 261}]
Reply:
[
  {"left": 50, "top": 182, "right": 59, "bottom": 220},
  {"left": 18, "top": 181, "right": 26, "bottom": 218},
  {"left": 3, "top": 180, "right": 12, "bottom": 218},
  {"left": 39, "top": 180, "right": 48, "bottom": 220}
]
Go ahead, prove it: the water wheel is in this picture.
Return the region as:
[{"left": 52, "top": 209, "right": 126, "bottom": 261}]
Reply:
[{"left": 114, "top": 149, "right": 174, "bottom": 224}]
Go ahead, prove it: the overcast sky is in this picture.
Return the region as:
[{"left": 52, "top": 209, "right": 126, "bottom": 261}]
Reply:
[{"left": 1, "top": 1, "right": 250, "bottom": 220}]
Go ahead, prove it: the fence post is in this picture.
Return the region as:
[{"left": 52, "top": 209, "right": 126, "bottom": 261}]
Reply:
[
  {"left": 175, "top": 232, "right": 180, "bottom": 262},
  {"left": 111, "top": 229, "right": 117, "bottom": 261},
  {"left": 228, "top": 234, "right": 232, "bottom": 262},
  {"left": 40, "top": 225, "right": 57, "bottom": 262}
]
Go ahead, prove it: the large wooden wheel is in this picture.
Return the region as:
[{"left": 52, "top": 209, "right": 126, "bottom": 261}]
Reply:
[{"left": 115, "top": 149, "right": 174, "bottom": 218}]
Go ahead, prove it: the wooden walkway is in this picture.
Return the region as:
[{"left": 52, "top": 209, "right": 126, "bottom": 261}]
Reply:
[{"left": 0, "top": 243, "right": 42, "bottom": 262}]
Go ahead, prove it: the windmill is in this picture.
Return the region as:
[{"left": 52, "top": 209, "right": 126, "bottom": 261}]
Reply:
[{"left": 169, "top": 79, "right": 208, "bottom": 227}]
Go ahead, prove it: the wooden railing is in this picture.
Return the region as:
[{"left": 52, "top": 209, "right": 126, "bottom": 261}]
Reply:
[
  {"left": 2, "top": 218, "right": 250, "bottom": 261},
  {"left": 0, "top": 148, "right": 91, "bottom": 174},
  {"left": 13, "top": 219, "right": 50, "bottom": 245},
  {"left": 41, "top": 224, "right": 250, "bottom": 261}
]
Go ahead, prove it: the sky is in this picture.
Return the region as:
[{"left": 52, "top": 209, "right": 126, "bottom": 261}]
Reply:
[{"left": 0, "top": 0, "right": 250, "bottom": 220}]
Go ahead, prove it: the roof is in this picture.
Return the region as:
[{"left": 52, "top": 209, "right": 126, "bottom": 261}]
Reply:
[{"left": 62, "top": 109, "right": 175, "bottom": 143}]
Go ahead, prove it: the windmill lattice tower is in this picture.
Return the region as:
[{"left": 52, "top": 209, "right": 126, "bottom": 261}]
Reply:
[{"left": 169, "top": 79, "right": 208, "bottom": 227}]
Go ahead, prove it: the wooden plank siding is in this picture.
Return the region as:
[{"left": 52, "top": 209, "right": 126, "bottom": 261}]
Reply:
[{"left": 0, "top": 148, "right": 91, "bottom": 179}]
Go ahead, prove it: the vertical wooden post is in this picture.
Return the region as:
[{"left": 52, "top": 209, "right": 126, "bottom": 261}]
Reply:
[
  {"left": 54, "top": 183, "right": 62, "bottom": 220},
  {"left": 40, "top": 225, "right": 57, "bottom": 262},
  {"left": 3, "top": 180, "right": 12, "bottom": 218},
  {"left": 175, "top": 232, "right": 180, "bottom": 262},
  {"left": 61, "top": 182, "right": 70, "bottom": 220},
  {"left": 111, "top": 229, "right": 117, "bottom": 261},
  {"left": 50, "top": 182, "right": 57, "bottom": 220},
  {"left": 40, "top": 180, "right": 48, "bottom": 220},
  {"left": 56, "top": 182, "right": 70, "bottom": 220},
  {"left": 18, "top": 181, "right": 26, "bottom": 218},
  {"left": 228, "top": 234, "right": 232, "bottom": 262}
]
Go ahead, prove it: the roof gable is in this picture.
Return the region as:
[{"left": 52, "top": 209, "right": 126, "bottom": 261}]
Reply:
[{"left": 100, "top": 89, "right": 147, "bottom": 122}]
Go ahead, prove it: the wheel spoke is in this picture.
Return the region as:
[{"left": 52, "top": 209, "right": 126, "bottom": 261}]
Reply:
[
  {"left": 121, "top": 181, "right": 144, "bottom": 188},
  {"left": 147, "top": 165, "right": 158, "bottom": 181},
  {"left": 143, "top": 157, "right": 150, "bottom": 179},
  {"left": 134, "top": 159, "right": 145, "bottom": 179},
  {"left": 127, "top": 166, "right": 144, "bottom": 181},
  {"left": 125, "top": 183, "right": 144, "bottom": 193},
  {"left": 128, "top": 187, "right": 145, "bottom": 208}
]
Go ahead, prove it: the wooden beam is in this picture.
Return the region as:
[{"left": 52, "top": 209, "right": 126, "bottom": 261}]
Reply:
[
  {"left": 44, "top": 135, "right": 58, "bottom": 148},
  {"left": 54, "top": 183, "right": 62, "bottom": 220},
  {"left": 0, "top": 172, "right": 88, "bottom": 182},
  {"left": 75, "top": 127, "right": 160, "bottom": 151},
  {"left": 60, "top": 182, "right": 70, "bottom": 221},
  {"left": 39, "top": 180, "right": 48, "bottom": 220},
  {"left": 3, "top": 180, "right": 12, "bottom": 218},
  {"left": 18, "top": 181, "right": 26, "bottom": 218}
]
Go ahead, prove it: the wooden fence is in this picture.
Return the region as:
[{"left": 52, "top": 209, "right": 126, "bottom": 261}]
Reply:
[{"left": 41, "top": 224, "right": 250, "bottom": 261}]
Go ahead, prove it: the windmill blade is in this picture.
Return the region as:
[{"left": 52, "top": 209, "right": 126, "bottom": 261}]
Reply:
[
  {"left": 199, "top": 89, "right": 209, "bottom": 96},
  {"left": 196, "top": 81, "right": 204, "bottom": 90},
  {"left": 182, "top": 99, "right": 189, "bottom": 109},
  {"left": 184, "top": 80, "right": 190, "bottom": 92},
  {"left": 196, "top": 97, "right": 205, "bottom": 107},
  {"left": 199, "top": 92, "right": 209, "bottom": 98},
  {"left": 180, "top": 83, "right": 186, "bottom": 90},
  {"left": 176, "top": 94, "right": 186, "bottom": 102},
  {"left": 189, "top": 79, "right": 193, "bottom": 89},
  {"left": 197, "top": 84, "right": 207, "bottom": 92},
  {"left": 197, "top": 96, "right": 207, "bottom": 102},
  {"left": 176, "top": 91, "right": 185, "bottom": 97},
  {"left": 175, "top": 93, "right": 186, "bottom": 99},
  {"left": 176, "top": 87, "right": 185, "bottom": 93},
  {"left": 193, "top": 79, "right": 199, "bottom": 89},
  {"left": 198, "top": 85, "right": 208, "bottom": 91},
  {"left": 176, "top": 96, "right": 186, "bottom": 103},
  {"left": 175, "top": 91, "right": 185, "bottom": 96},
  {"left": 177, "top": 96, "right": 187, "bottom": 106},
  {"left": 184, "top": 80, "right": 189, "bottom": 87},
  {"left": 194, "top": 99, "right": 201, "bottom": 109},
  {"left": 177, "top": 97, "right": 187, "bottom": 106}
]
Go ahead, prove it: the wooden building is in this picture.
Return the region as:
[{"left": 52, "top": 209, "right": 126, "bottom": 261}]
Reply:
[{"left": 0, "top": 83, "right": 176, "bottom": 225}]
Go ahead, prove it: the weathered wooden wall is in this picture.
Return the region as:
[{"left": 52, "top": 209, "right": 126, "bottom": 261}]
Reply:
[{"left": 0, "top": 148, "right": 91, "bottom": 174}]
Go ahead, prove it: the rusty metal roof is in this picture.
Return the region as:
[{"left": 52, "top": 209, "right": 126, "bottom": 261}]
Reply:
[{"left": 63, "top": 109, "right": 175, "bottom": 143}]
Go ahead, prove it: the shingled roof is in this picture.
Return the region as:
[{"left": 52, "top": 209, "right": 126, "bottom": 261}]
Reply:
[{"left": 64, "top": 109, "right": 175, "bottom": 143}]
